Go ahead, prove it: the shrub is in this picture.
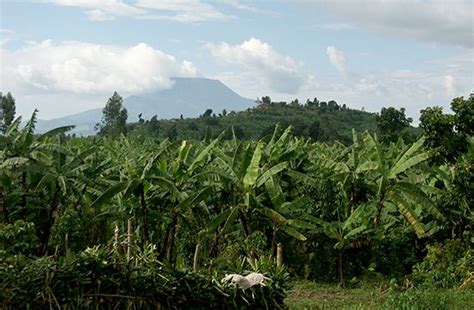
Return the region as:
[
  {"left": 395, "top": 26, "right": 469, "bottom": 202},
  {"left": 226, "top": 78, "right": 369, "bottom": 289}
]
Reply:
[
  {"left": 0, "top": 221, "right": 38, "bottom": 255},
  {"left": 412, "top": 240, "right": 473, "bottom": 288},
  {"left": 0, "top": 246, "right": 288, "bottom": 309}
]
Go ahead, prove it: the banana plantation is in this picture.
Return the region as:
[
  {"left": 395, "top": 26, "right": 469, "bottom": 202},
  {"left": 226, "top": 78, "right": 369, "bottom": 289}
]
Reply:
[{"left": 1, "top": 111, "right": 473, "bottom": 309}]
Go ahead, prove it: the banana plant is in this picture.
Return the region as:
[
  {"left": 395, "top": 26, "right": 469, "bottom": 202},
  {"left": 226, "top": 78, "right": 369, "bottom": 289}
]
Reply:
[
  {"left": 205, "top": 128, "right": 306, "bottom": 261},
  {"left": 302, "top": 131, "right": 443, "bottom": 237},
  {"left": 303, "top": 205, "right": 370, "bottom": 286},
  {"left": 356, "top": 132, "right": 444, "bottom": 237},
  {"left": 0, "top": 111, "right": 74, "bottom": 229},
  {"left": 91, "top": 137, "right": 170, "bottom": 246},
  {"left": 149, "top": 138, "right": 218, "bottom": 263},
  {"left": 427, "top": 142, "right": 473, "bottom": 239},
  {"left": 34, "top": 140, "right": 97, "bottom": 255},
  {"left": 90, "top": 136, "right": 216, "bottom": 264}
]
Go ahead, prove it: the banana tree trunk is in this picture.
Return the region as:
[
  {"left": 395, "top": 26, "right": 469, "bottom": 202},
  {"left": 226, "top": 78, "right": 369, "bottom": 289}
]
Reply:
[
  {"left": 21, "top": 172, "right": 27, "bottom": 207},
  {"left": 139, "top": 188, "right": 150, "bottom": 245},
  {"left": 208, "top": 231, "right": 220, "bottom": 259},
  {"left": 0, "top": 189, "right": 8, "bottom": 224},
  {"left": 271, "top": 228, "right": 277, "bottom": 256},
  {"left": 240, "top": 211, "right": 252, "bottom": 238},
  {"left": 127, "top": 218, "right": 133, "bottom": 260},
  {"left": 38, "top": 188, "right": 60, "bottom": 255},
  {"left": 113, "top": 225, "right": 119, "bottom": 251},
  {"left": 159, "top": 228, "right": 169, "bottom": 260},
  {"left": 338, "top": 249, "right": 345, "bottom": 287},
  {"left": 166, "top": 210, "right": 178, "bottom": 265},
  {"left": 65, "top": 232, "right": 69, "bottom": 257},
  {"left": 193, "top": 242, "right": 200, "bottom": 272},
  {"left": 374, "top": 195, "right": 385, "bottom": 225},
  {"left": 75, "top": 185, "right": 87, "bottom": 214},
  {"left": 374, "top": 204, "right": 383, "bottom": 225},
  {"left": 276, "top": 242, "right": 283, "bottom": 267}
]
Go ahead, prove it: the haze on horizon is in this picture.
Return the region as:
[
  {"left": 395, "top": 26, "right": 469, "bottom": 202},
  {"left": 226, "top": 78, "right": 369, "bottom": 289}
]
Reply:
[{"left": 1, "top": 0, "right": 473, "bottom": 122}]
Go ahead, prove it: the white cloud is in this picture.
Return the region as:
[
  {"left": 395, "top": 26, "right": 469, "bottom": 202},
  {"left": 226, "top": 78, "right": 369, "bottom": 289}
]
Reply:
[
  {"left": 216, "top": 45, "right": 471, "bottom": 123},
  {"left": 1, "top": 40, "right": 198, "bottom": 95},
  {"left": 85, "top": 9, "right": 115, "bottom": 21},
  {"left": 209, "top": 40, "right": 471, "bottom": 123},
  {"left": 302, "top": 0, "right": 474, "bottom": 48},
  {"left": 180, "top": 60, "right": 198, "bottom": 76},
  {"left": 0, "top": 29, "right": 16, "bottom": 46},
  {"left": 136, "top": 0, "right": 230, "bottom": 23},
  {"left": 222, "top": 0, "right": 268, "bottom": 14},
  {"left": 206, "top": 37, "right": 306, "bottom": 94},
  {"left": 48, "top": 0, "right": 145, "bottom": 18},
  {"left": 326, "top": 46, "right": 347, "bottom": 77},
  {"left": 444, "top": 74, "right": 457, "bottom": 97},
  {"left": 354, "top": 78, "right": 383, "bottom": 94},
  {"left": 47, "top": 0, "right": 231, "bottom": 23}
]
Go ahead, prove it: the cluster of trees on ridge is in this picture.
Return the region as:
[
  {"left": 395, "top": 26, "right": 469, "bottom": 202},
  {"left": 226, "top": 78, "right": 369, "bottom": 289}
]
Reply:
[
  {"left": 0, "top": 91, "right": 473, "bottom": 308},
  {"left": 128, "top": 95, "right": 383, "bottom": 143},
  {"left": 89, "top": 91, "right": 471, "bottom": 154}
]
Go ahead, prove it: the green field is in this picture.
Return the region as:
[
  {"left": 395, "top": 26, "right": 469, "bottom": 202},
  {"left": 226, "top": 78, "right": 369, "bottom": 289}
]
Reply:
[{"left": 286, "top": 281, "right": 474, "bottom": 309}]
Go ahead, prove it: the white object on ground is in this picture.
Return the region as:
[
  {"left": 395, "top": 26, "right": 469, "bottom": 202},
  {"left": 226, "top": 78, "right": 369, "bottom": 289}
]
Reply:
[{"left": 221, "top": 272, "right": 268, "bottom": 289}]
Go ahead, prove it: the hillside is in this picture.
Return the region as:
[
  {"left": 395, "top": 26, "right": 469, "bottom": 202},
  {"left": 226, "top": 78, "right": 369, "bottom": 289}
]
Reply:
[
  {"left": 35, "top": 77, "right": 254, "bottom": 135},
  {"left": 129, "top": 100, "right": 384, "bottom": 143}
]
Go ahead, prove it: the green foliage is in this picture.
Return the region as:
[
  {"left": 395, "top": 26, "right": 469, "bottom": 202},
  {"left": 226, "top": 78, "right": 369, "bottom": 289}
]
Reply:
[
  {"left": 49, "top": 209, "right": 83, "bottom": 253},
  {"left": 96, "top": 91, "right": 128, "bottom": 137},
  {"left": 1, "top": 102, "right": 472, "bottom": 307},
  {"left": 0, "top": 221, "right": 38, "bottom": 255},
  {"left": 382, "top": 288, "right": 474, "bottom": 309},
  {"left": 369, "top": 234, "right": 417, "bottom": 278},
  {"left": 451, "top": 96, "right": 474, "bottom": 136},
  {"left": 376, "top": 107, "right": 413, "bottom": 143},
  {"left": 412, "top": 240, "right": 473, "bottom": 289},
  {"left": 129, "top": 100, "right": 390, "bottom": 143},
  {"left": 0, "top": 92, "right": 16, "bottom": 132},
  {"left": 1, "top": 246, "right": 288, "bottom": 309},
  {"left": 420, "top": 96, "right": 472, "bottom": 162},
  {"left": 430, "top": 152, "right": 474, "bottom": 243}
]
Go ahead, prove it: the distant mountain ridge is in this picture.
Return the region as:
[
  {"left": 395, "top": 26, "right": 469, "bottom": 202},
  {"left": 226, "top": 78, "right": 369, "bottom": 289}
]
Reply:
[{"left": 35, "top": 77, "right": 255, "bottom": 135}]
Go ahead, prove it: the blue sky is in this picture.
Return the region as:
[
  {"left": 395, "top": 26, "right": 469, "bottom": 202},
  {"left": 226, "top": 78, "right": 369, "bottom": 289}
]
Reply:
[{"left": 1, "top": 0, "right": 473, "bottom": 121}]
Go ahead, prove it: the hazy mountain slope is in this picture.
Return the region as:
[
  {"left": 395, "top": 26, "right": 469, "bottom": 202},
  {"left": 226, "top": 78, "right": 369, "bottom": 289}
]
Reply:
[
  {"left": 124, "top": 77, "right": 254, "bottom": 120},
  {"left": 35, "top": 77, "right": 255, "bottom": 135}
]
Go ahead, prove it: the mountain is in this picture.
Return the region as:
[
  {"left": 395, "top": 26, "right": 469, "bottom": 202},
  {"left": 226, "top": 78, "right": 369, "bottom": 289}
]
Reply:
[{"left": 35, "top": 77, "right": 255, "bottom": 135}]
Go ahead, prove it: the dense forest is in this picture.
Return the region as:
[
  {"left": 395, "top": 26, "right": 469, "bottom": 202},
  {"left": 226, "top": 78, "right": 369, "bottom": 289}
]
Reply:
[
  {"left": 0, "top": 92, "right": 473, "bottom": 309},
  {"left": 127, "top": 96, "right": 419, "bottom": 144}
]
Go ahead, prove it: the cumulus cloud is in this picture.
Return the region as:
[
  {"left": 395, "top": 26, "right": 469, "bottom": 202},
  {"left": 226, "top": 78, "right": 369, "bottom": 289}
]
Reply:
[
  {"left": 47, "top": 0, "right": 231, "bottom": 23},
  {"left": 326, "top": 46, "right": 347, "bottom": 77},
  {"left": 1, "top": 40, "right": 198, "bottom": 95},
  {"left": 209, "top": 38, "right": 471, "bottom": 122},
  {"left": 302, "top": 0, "right": 473, "bottom": 48},
  {"left": 206, "top": 37, "right": 306, "bottom": 94}
]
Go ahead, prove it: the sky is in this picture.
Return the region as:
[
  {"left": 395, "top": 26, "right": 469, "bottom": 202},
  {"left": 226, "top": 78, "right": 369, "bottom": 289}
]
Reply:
[{"left": 1, "top": 0, "right": 473, "bottom": 121}]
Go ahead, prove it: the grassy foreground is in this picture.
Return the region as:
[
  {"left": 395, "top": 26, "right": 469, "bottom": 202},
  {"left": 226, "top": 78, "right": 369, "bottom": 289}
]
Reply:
[{"left": 285, "top": 280, "right": 474, "bottom": 309}]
